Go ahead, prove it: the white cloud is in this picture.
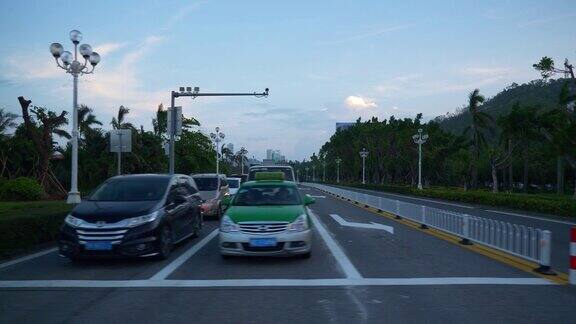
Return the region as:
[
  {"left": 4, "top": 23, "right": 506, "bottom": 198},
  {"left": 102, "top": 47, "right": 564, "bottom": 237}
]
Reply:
[
  {"left": 93, "top": 43, "right": 126, "bottom": 56},
  {"left": 322, "top": 24, "right": 413, "bottom": 45},
  {"left": 461, "top": 67, "right": 513, "bottom": 78},
  {"left": 344, "top": 95, "right": 378, "bottom": 110}
]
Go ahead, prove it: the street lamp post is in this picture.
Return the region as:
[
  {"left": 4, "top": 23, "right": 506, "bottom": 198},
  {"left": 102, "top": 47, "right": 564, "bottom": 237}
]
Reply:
[
  {"left": 322, "top": 161, "right": 326, "bottom": 182},
  {"left": 359, "top": 148, "right": 369, "bottom": 184},
  {"left": 239, "top": 147, "right": 248, "bottom": 174},
  {"left": 412, "top": 128, "right": 429, "bottom": 190},
  {"left": 312, "top": 165, "right": 316, "bottom": 182},
  {"left": 335, "top": 157, "right": 342, "bottom": 183},
  {"left": 50, "top": 30, "right": 101, "bottom": 204},
  {"left": 210, "top": 127, "right": 225, "bottom": 175},
  {"left": 305, "top": 167, "right": 310, "bottom": 182}
]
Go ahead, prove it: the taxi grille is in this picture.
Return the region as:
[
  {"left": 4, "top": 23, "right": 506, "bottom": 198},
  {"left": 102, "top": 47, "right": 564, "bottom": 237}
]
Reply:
[{"left": 238, "top": 222, "right": 289, "bottom": 235}]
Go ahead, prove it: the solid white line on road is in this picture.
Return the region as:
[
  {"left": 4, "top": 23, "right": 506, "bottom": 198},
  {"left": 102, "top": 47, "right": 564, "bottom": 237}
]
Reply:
[
  {"left": 0, "top": 247, "right": 58, "bottom": 270},
  {"left": 485, "top": 210, "right": 576, "bottom": 226},
  {"left": 0, "top": 277, "right": 554, "bottom": 288},
  {"left": 330, "top": 214, "right": 394, "bottom": 234},
  {"left": 150, "top": 229, "right": 219, "bottom": 280},
  {"left": 308, "top": 208, "right": 362, "bottom": 279},
  {"left": 309, "top": 195, "right": 326, "bottom": 198}
]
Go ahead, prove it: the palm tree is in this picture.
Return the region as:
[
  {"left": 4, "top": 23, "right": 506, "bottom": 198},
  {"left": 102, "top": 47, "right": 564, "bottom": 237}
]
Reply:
[
  {"left": 498, "top": 103, "right": 540, "bottom": 192},
  {"left": 463, "top": 89, "right": 493, "bottom": 189},
  {"left": 78, "top": 105, "right": 102, "bottom": 140},
  {"left": 111, "top": 105, "right": 135, "bottom": 130},
  {"left": 0, "top": 108, "right": 18, "bottom": 135}
]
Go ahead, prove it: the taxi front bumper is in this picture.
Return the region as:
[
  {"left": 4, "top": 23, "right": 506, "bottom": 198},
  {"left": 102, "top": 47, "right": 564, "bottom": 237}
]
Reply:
[{"left": 219, "top": 229, "right": 312, "bottom": 256}]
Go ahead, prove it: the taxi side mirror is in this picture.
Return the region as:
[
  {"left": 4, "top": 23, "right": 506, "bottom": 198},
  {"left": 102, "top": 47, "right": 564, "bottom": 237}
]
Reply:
[{"left": 304, "top": 195, "right": 316, "bottom": 205}]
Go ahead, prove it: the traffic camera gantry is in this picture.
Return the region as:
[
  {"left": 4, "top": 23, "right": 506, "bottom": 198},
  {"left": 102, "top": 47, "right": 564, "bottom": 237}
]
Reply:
[{"left": 167, "top": 87, "right": 269, "bottom": 174}]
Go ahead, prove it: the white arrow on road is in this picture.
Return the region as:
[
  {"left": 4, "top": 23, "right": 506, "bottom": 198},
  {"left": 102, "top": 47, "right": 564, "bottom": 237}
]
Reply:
[{"left": 329, "top": 214, "right": 394, "bottom": 234}]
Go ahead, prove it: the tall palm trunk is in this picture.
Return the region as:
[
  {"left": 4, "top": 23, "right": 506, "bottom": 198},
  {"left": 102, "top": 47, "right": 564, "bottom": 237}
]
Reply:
[
  {"left": 557, "top": 156, "right": 564, "bottom": 194},
  {"left": 522, "top": 154, "right": 529, "bottom": 193},
  {"left": 471, "top": 134, "right": 479, "bottom": 189}
]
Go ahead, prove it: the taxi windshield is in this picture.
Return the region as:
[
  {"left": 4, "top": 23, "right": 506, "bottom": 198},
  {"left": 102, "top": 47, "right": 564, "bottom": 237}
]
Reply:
[{"left": 233, "top": 185, "right": 301, "bottom": 206}]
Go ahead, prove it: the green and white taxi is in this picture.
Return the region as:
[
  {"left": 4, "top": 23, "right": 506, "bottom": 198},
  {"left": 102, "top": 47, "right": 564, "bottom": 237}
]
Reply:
[{"left": 219, "top": 172, "right": 315, "bottom": 258}]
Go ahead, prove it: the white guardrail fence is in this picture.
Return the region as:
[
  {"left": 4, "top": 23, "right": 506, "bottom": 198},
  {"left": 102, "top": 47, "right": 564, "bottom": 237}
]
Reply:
[{"left": 305, "top": 183, "right": 555, "bottom": 275}]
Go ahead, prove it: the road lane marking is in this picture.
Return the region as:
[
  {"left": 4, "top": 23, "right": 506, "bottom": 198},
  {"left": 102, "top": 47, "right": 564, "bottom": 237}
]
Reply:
[
  {"left": 485, "top": 210, "right": 576, "bottom": 225},
  {"left": 308, "top": 208, "right": 362, "bottom": 279},
  {"left": 0, "top": 277, "right": 554, "bottom": 288},
  {"left": 150, "top": 229, "right": 219, "bottom": 280},
  {"left": 0, "top": 247, "right": 58, "bottom": 270},
  {"left": 364, "top": 190, "right": 475, "bottom": 209},
  {"left": 309, "top": 195, "right": 326, "bottom": 198},
  {"left": 330, "top": 214, "right": 394, "bottom": 234},
  {"left": 324, "top": 193, "right": 569, "bottom": 284}
]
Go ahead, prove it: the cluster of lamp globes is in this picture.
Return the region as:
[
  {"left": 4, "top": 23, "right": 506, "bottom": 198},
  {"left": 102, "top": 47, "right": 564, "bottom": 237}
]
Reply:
[{"left": 49, "top": 30, "right": 101, "bottom": 71}]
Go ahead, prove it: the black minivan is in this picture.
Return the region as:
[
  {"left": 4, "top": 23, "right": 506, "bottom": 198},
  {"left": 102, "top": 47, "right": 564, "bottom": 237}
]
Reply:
[{"left": 59, "top": 174, "right": 203, "bottom": 260}]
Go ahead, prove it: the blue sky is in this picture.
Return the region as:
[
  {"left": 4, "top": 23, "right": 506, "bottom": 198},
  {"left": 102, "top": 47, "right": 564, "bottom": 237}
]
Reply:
[{"left": 1, "top": 0, "right": 575, "bottom": 160}]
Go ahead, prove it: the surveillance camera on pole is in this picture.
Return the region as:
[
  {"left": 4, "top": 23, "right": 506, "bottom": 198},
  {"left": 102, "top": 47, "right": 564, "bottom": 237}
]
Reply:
[{"left": 167, "top": 87, "right": 269, "bottom": 174}]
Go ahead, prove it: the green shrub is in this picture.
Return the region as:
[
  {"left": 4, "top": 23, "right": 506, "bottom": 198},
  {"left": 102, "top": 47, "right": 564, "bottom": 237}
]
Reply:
[
  {"left": 0, "top": 201, "right": 71, "bottom": 258},
  {"left": 0, "top": 177, "right": 43, "bottom": 201}
]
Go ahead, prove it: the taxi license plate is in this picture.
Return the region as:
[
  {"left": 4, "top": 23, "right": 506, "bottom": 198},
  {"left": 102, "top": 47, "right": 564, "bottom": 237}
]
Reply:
[
  {"left": 85, "top": 241, "right": 113, "bottom": 250},
  {"left": 249, "top": 238, "right": 277, "bottom": 247}
]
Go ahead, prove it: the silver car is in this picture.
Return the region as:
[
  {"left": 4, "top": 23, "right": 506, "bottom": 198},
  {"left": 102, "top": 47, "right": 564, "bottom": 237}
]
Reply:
[{"left": 191, "top": 173, "right": 230, "bottom": 218}]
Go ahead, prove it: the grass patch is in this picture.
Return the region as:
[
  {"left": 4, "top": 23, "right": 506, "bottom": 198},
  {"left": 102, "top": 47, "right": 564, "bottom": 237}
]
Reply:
[{"left": 0, "top": 200, "right": 72, "bottom": 258}]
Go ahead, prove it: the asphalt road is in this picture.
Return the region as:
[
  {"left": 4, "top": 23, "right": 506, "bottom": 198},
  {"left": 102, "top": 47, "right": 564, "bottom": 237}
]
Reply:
[
  {"left": 0, "top": 185, "right": 575, "bottom": 324},
  {"left": 326, "top": 184, "right": 576, "bottom": 273}
]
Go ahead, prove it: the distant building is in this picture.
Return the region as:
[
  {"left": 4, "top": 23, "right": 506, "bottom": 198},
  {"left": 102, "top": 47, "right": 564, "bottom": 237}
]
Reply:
[
  {"left": 266, "top": 149, "right": 285, "bottom": 162},
  {"left": 336, "top": 122, "right": 355, "bottom": 132}
]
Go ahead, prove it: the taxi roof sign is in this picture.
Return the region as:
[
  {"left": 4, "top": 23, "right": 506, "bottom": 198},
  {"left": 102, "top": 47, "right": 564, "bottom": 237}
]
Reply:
[{"left": 255, "top": 171, "right": 284, "bottom": 181}]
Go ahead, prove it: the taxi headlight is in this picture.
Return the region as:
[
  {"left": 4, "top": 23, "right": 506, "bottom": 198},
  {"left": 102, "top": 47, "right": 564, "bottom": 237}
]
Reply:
[
  {"left": 220, "top": 215, "right": 239, "bottom": 232},
  {"left": 64, "top": 215, "right": 85, "bottom": 228},
  {"left": 125, "top": 211, "right": 159, "bottom": 228},
  {"left": 288, "top": 214, "right": 309, "bottom": 232}
]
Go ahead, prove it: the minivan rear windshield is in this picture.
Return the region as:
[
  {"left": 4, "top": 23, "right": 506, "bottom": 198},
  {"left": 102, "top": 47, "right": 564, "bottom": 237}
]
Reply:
[
  {"left": 88, "top": 177, "right": 169, "bottom": 201},
  {"left": 248, "top": 167, "right": 294, "bottom": 181},
  {"left": 193, "top": 177, "right": 219, "bottom": 191}
]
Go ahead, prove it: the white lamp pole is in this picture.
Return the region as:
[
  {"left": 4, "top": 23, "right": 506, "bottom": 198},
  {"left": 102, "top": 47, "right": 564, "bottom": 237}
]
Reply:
[
  {"left": 50, "top": 30, "right": 101, "bottom": 204},
  {"left": 210, "top": 127, "right": 225, "bottom": 175},
  {"left": 412, "top": 128, "right": 429, "bottom": 190},
  {"left": 359, "top": 148, "right": 369, "bottom": 184},
  {"left": 305, "top": 167, "right": 309, "bottom": 181},
  {"left": 335, "top": 157, "right": 341, "bottom": 183},
  {"left": 239, "top": 147, "right": 247, "bottom": 174},
  {"left": 322, "top": 161, "right": 326, "bottom": 182}
]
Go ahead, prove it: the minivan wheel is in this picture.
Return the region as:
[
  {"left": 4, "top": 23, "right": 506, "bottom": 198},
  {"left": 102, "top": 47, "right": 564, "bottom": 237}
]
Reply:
[{"left": 157, "top": 226, "right": 173, "bottom": 260}]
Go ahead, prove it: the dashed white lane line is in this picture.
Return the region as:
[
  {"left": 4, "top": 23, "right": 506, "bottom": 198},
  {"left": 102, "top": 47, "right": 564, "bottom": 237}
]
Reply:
[
  {"left": 0, "top": 247, "right": 58, "bottom": 270},
  {"left": 150, "top": 229, "right": 219, "bottom": 280},
  {"left": 308, "top": 208, "right": 362, "bottom": 279},
  {"left": 0, "top": 277, "right": 554, "bottom": 288},
  {"left": 484, "top": 210, "right": 576, "bottom": 225}
]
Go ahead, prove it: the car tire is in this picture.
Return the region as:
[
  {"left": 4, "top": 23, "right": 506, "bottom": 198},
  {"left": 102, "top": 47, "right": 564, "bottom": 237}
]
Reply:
[
  {"left": 221, "top": 254, "right": 232, "bottom": 259},
  {"left": 156, "top": 226, "right": 173, "bottom": 260},
  {"left": 191, "top": 215, "right": 201, "bottom": 238},
  {"left": 300, "top": 251, "right": 311, "bottom": 259}
]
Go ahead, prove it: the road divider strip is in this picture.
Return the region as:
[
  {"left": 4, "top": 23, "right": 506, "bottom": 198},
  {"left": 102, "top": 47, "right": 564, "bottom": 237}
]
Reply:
[
  {"left": 309, "top": 185, "right": 570, "bottom": 285},
  {"left": 0, "top": 277, "right": 554, "bottom": 288}
]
